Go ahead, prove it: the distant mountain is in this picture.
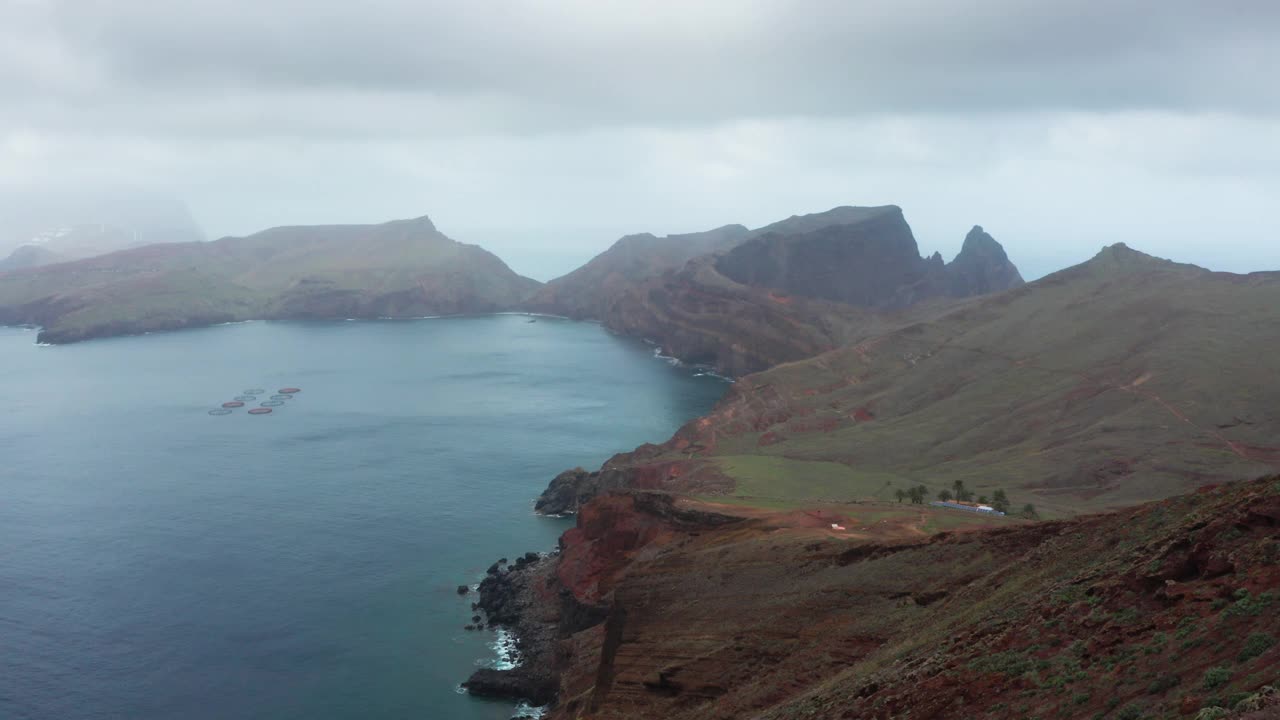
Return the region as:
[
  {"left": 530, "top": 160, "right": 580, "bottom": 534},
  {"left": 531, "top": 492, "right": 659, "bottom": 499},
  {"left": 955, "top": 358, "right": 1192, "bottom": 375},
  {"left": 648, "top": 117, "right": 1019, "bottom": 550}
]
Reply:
[
  {"left": 599, "top": 206, "right": 1025, "bottom": 374},
  {"left": 946, "top": 224, "right": 1025, "bottom": 297},
  {"left": 714, "top": 206, "right": 1024, "bottom": 308},
  {"left": 0, "top": 215, "right": 540, "bottom": 344},
  {"left": 521, "top": 224, "right": 749, "bottom": 319},
  {"left": 0, "top": 188, "right": 205, "bottom": 264},
  {"left": 0, "top": 244, "right": 66, "bottom": 272}
]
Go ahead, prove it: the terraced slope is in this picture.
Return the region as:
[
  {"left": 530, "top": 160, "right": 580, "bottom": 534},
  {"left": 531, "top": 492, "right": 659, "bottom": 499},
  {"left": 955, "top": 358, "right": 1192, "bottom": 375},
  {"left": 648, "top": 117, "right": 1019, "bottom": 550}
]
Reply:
[{"left": 0, "top": 215, "right": 541, "bottom": 343}]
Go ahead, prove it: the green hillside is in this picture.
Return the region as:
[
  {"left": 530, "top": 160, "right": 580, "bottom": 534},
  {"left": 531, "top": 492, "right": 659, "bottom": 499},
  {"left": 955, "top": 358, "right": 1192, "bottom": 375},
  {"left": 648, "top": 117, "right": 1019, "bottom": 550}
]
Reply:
[
  {"left": 610, "top": 244, "right": 1280, "bottom": 517},
  {"left": 0, "top": 215, "right": 540, "bottom": 343}
]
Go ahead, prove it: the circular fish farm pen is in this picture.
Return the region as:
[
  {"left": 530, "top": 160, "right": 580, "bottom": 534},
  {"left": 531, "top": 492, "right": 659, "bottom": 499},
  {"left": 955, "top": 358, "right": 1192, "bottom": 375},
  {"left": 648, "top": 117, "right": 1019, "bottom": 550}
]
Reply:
[
  {"left": 208, "top": 408, "right": 233, "bottom": 416},
  {"left": 278, "top": 387, "right": 301, "bottom": 394},
  {"left": 234, "top": 395, "right": 257, "bottom": 402},
  {"left": 260, "top": 400, "right": 284, "bottom": 407},
  {"left": 270, "top": 394, "right": 293, "bottom": 400},
  {"left": 222, "top": 401, "right": 245, "bottom": 408},
  {"left": 243, "top": 389, "right": 266, "bottom": 395},
  {"left": 248, "top": 407, "right": 273, "bottom": 415}
]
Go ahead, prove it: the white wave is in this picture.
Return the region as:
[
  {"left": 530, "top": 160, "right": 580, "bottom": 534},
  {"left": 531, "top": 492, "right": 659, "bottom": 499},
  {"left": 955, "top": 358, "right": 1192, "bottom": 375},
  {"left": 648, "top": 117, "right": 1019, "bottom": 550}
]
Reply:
[
  {"left": 513, "top": 702, "right": 548, "bottom": 718},
  {"left": 693, "top": 370, "right": 735, "bottom": 383},
  {"left": 486, "top": 628, "right": 521, "bottom": 670},
  {"left": 652, "top": 347, "right": 682, "bottom": 366}
]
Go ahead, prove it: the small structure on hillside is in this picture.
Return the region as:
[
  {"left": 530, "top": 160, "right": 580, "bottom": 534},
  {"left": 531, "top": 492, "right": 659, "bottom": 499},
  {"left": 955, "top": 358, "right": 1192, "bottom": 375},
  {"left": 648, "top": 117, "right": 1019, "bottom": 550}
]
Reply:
[{"left": 930, "top": 500, "right": 1005, "bottom": 516}]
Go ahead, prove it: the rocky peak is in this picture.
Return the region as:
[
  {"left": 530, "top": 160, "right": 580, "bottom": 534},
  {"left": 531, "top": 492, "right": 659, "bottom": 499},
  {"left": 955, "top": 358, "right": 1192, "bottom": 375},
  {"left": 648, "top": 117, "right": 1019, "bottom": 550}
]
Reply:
[
  {"left": 397, "top": 214, "right": 439, "bottom": 232},
  {"left": 1084, "top": 243, "right": 1200, "bottom": 277},
  {"left": 945, "top": 226, "right": 1025, "bottom": 297},
  {"left": 714, "top": 205, "right": 930, "bottom": 309}
]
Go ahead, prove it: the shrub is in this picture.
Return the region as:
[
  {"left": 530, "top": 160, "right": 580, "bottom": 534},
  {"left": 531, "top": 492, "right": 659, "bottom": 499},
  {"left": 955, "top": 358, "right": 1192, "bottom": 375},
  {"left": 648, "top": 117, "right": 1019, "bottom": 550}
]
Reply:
[
  {"left": 1114, "top": 704, "right": 1146, "bottom": 720},
  {"left": 1201, "top": 666, "right": 1232, "bottom": 691},
  {"left": 1147, "top": 673, "right": 1179, "bottom": 694},
  {"left": 1224, "top": 590, "right": 1276, "bottom": 618},
  {"left": 1237, "top": 633, "right": 1275, "bottom": 662}
]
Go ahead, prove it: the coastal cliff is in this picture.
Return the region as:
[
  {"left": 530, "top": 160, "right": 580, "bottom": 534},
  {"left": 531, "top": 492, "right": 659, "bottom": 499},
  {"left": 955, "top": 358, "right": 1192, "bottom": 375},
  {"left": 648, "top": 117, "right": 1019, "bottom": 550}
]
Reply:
[
  {"left": 467, "top": 242, "right": 1280, "bottom": 717},
  {"left": 474, "top": 476, "right": 1280, "bottom": 719},
  {"left": 589, "top": 206, "right": 1024, "bottom": 375}
]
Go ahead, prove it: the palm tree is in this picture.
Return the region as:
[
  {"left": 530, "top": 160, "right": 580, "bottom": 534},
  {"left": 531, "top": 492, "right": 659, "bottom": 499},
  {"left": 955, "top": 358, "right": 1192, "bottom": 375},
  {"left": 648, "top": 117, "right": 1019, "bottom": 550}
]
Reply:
[
  {"left": 992, "top": 489, "right": 1010, "bottom": 513},
  {"left": 895, "top": 488, "right": 907, "bottom": 503}
]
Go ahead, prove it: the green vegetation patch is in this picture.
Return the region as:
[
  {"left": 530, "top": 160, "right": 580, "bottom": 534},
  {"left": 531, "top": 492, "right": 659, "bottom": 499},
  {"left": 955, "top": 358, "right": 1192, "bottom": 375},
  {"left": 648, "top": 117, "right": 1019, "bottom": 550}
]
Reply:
[
  {"left": 1201, "top": 666, "right": 1232, "bottom": 691},
  {"left": 716, "top": 455, "right": 907, "bottom": 502},
  {"left": 1237, "top": 633, "right": 1275, "bottom": 662}
]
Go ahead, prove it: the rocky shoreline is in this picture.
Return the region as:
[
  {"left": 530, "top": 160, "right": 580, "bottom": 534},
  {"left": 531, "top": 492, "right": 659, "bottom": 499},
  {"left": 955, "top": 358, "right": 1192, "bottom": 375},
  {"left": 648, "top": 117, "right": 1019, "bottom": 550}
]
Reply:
[
  {"left": 461, "top": 552, "right": 563, "bottom": 707},
  {"left": 460, "top": 544, "right": 612, "bottom": 712},
  {"left": 461, "top": 473, "right": 748, "bottom": 714}
]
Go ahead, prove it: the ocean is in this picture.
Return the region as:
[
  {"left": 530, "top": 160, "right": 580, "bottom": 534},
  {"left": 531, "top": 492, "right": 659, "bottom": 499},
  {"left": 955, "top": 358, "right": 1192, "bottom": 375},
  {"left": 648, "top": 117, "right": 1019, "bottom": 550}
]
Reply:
[{"left": 0, "top": 315, "right": 726, "bottom": 719}]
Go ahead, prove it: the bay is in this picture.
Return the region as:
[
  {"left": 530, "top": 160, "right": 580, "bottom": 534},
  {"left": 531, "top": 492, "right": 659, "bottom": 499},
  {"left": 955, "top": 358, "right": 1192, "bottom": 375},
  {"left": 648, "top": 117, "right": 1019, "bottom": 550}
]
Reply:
[{"left": 0, "top": 315, "right": 725, "bottom": 720}]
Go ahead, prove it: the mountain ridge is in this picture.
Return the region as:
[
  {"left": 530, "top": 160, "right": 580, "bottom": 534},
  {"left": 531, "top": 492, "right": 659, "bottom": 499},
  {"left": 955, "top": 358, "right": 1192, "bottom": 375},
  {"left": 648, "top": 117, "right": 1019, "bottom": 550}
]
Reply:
[{"left": 0, "top": 214, "right": 541, "bottom": 344}]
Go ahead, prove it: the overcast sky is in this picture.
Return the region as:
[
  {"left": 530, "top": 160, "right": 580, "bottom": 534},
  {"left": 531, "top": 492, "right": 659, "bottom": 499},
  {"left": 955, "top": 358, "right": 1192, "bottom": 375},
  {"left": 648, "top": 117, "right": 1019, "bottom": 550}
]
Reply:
[{"left": 2, "top": 0, "right": 1278, "bottom": 280}]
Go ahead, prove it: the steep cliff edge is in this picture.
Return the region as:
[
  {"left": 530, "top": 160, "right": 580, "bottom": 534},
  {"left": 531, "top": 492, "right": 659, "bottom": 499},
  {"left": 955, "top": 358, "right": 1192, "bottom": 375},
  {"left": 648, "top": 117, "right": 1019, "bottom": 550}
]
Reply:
[
  {"left": 477, "top": 477, "right": 1280, "bottom": 719},
  {"left": 521, "top": 206, "right": 1024, "bottom": 375},
  {"left": 603, "top": 207, "right": 1024, "bottom": 374},
  {"left": 946, "top": 224, "right": 1025, "bottom": 297}
]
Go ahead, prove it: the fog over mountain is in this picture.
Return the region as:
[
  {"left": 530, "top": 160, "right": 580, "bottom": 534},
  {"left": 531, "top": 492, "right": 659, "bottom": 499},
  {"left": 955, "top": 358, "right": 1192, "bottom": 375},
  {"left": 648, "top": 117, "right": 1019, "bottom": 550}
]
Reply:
[{"left": 3, "top": 1, "right": 1278, "bottom": 278}]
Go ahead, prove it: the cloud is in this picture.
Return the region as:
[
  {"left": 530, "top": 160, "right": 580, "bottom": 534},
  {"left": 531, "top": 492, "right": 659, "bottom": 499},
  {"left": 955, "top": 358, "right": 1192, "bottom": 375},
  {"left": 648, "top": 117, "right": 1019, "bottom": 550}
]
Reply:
[{"left": 1, "top": 0, "right": 1278, "bottom": 279}]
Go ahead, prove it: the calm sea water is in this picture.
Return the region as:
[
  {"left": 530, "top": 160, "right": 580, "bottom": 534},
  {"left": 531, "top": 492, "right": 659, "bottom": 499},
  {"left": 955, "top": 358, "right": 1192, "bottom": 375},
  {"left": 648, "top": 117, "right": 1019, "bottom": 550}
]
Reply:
[{"left": 0, "top": 316, "right": 726, "bottom": 720}]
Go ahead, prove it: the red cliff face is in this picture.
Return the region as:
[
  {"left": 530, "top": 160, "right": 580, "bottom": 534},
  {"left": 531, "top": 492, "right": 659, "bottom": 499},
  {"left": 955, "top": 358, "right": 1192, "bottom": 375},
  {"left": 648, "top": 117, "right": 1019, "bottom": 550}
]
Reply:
[
  {"left": 538, "top": 477, "right": 1280, "bottom": 720},
  {"left": 556, "top": 494, "right": 680, "bottom": 605}
]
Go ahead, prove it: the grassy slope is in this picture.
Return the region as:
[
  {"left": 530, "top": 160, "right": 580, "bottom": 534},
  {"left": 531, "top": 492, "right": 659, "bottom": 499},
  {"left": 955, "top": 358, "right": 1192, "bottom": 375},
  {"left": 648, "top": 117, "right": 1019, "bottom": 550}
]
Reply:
[
  {"left": 0, "top": 217, "right": 540, "bottom": 342},
  {"left": 613, "top": 245, "right": 1280, "bottom": 517}
]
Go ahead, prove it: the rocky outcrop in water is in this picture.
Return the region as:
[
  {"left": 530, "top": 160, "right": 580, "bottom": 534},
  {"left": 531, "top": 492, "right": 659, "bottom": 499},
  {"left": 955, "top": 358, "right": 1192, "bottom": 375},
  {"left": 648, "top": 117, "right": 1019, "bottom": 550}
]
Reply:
[{"left": 462, "top": 555, "right": 564, "bottom": 707}]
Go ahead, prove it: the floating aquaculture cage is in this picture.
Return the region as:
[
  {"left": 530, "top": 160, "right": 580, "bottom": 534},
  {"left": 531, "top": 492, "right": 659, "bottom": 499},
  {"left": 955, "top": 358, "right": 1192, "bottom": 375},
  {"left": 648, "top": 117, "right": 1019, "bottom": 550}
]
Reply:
[
  {"left": 243, "top": 389, "right": 266, "bottom": 395},
  {"left": 260, "top": 400, "right": 284, "bottom": 407},
  {"left": 248, "top": 407, "right": 273, "bottom": 415},
  {"left": 234, "top": 395, "right": 257, "bottom": 402},
  {"left": 222, "top": 401, "right": 245, "bottom": 408},
  {"left": 270, "top": 394, "right": 293, "bottom": 400},
  {"left": 208, "top": 408, "right": 233, "bottom": 416},
  {"left": 278, "top": 387, "right": 301, "bottom": 394}
]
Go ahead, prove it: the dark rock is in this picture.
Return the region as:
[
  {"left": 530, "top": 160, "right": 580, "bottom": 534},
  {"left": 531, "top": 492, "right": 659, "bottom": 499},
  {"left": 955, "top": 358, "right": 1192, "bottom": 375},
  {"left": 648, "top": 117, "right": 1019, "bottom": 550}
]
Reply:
[
  {"left": 463, "top": 668, "right": 558, "bottom": 707},
  {"left": 945, "top": 225, "right": 1025, "bottom": 297},
  {"left": 456, "top": 585, "right": 469, "bottom": 595},
  {"left": 536, "top": 466, "right": 633, "bottom": 515},
  {"left": 472, "top": 615, "right": 481, "bottom": 623},
  {"left": 464, "top": 552, "right": 565, "bottom": 707}
]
